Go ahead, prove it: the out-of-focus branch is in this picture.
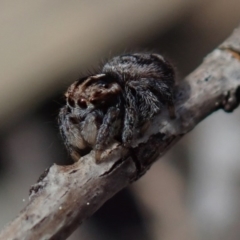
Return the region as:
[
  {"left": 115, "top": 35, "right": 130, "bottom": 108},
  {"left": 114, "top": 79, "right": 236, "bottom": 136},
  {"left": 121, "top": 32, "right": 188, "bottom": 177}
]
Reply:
[{"left": 1, "top": 26, "right": 240, "bottom": 240}]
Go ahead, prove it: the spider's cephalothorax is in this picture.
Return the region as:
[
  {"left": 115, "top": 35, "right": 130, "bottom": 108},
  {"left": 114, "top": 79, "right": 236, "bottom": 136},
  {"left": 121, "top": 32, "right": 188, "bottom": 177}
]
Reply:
[{"left": 59, "top": 53, "right": 176, "bottom": 162}]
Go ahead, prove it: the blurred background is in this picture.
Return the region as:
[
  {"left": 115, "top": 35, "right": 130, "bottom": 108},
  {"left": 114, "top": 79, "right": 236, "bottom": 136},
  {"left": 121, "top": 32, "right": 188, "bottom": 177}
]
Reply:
[{"left": 0, "top": 1, "right": 240, "bottom": 239}]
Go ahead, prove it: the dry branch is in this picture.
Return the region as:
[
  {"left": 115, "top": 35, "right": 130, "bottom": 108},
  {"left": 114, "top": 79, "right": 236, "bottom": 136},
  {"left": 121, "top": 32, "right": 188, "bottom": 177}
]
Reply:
[{"left": 1, "top": 26, "right": 240, "bottom": 240}]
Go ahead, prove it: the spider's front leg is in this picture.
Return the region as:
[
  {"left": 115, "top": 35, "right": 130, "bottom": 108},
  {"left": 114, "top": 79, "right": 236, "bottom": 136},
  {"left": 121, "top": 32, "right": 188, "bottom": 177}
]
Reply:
[
  {"left": 58, "top": 106, "right": 89, "bottom": 162},
  {"left": 95, "top": 103, "right": 121, "bottom": 162}
]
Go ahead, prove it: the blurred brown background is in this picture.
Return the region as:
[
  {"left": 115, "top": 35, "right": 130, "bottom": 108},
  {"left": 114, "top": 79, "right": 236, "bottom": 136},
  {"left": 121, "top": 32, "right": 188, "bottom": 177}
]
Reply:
[{"left": 1, "top": 1, "right": 240, "bottom": 239}]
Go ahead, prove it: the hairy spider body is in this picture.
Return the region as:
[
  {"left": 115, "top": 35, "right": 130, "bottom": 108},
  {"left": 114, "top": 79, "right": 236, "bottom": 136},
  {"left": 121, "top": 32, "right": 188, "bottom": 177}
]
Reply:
[{"left": 59, "top": 53, "right": 175, "bottom": 162}]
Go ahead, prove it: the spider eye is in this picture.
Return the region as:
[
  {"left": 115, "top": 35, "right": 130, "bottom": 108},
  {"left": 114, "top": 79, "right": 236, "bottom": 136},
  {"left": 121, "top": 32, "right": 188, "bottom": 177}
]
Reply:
[
  {"left": 67, "top": 97, "right": 75, "bottom": 107},
  {"left": 77, "top": 99, "right": 87, "bottom": 109}
]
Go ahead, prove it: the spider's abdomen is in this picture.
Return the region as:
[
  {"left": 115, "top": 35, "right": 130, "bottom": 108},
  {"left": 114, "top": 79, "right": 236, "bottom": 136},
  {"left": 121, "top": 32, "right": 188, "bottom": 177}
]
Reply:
[
  {"left": 103, "top": 53, "right": 175, "bottom": 124},
  {"left": 103, "top": 53, "right": 175, "bottom": 85}
]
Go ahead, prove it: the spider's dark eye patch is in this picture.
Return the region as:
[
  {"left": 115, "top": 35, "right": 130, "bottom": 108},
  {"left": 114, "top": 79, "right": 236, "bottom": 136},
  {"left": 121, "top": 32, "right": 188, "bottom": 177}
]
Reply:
[
  {"left": 77, "top": 99, "right": 87, "bottom": 109},
  {"left": 68, "top": 98, "right": 75, "bottom": 107}
]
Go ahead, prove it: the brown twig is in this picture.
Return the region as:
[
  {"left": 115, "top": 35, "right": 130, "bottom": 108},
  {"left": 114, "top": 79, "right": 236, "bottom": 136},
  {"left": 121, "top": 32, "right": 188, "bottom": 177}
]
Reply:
[{"left": 1, "top": 26, "right": 240, "bottom": 240}]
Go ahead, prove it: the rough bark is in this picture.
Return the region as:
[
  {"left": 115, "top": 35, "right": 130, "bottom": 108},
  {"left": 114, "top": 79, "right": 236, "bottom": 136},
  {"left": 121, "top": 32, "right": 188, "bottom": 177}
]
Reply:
[{"left": 1, "top": 26, "right": 240, "bottom": 240}]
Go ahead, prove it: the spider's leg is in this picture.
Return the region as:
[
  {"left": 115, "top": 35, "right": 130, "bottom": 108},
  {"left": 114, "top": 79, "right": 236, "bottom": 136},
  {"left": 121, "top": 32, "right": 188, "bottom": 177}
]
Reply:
[
  {"left": 127, "top": 81, "right": 162, "bottom": 122},
  {"left": 95, "top": 103, "right": 121, "bottom": 162},
  {"left": 149, "top": 80, "right": 176, "bottom": 119},
  {"left": 122, "top": 86, "right": 139, "bottom": 147},
  {"left": 137, "top": 88, "right": 162, "bottom": 120},
  {"left": 130, "top": 79, "right": 176, "bottom": 119}
]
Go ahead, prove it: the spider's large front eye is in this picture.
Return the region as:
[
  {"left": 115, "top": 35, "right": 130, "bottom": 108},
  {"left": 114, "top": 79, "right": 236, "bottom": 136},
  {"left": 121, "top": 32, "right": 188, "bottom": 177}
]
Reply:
[
  {"left": 67, "top": 97, "right": 75, "bottom": 107},
  {"left": 77, "top": 99, "right": 87, "bottom": 109}
]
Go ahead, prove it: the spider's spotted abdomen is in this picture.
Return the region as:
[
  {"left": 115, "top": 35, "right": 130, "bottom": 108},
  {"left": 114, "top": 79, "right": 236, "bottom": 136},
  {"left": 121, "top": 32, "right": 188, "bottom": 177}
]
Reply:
[{"left": 59, "top": 53, "right": 175, "bottom": 162}]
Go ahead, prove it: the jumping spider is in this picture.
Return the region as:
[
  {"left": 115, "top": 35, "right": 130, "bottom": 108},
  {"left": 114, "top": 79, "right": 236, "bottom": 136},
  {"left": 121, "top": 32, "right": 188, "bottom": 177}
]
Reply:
[{"left": 59, "top": 53, "right": 176, "bottom": 162}]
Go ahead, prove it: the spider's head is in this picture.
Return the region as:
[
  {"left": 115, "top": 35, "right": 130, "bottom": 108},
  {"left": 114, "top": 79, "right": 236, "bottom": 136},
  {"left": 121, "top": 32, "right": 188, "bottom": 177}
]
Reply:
[{"left": 65, "top": 74, "right": 122, "bottom": 111}]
